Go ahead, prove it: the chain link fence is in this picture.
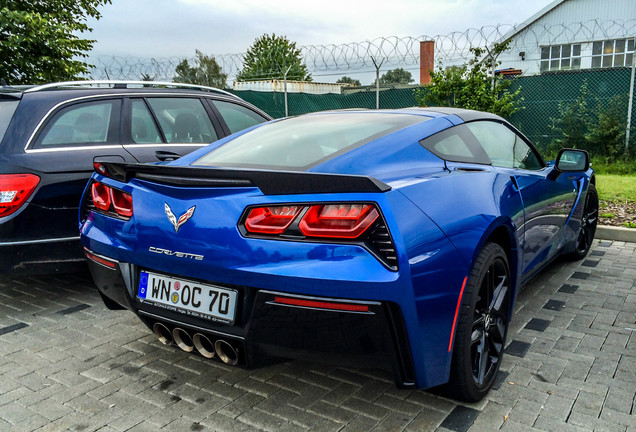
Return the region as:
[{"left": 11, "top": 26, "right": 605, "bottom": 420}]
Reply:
[{"left": 90, "top": 20, "right": 636, "bottom": 157}]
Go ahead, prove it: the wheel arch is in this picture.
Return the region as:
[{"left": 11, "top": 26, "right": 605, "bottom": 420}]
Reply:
[{"left": 473, "top": 220, "right": 520, "bottom": 320}]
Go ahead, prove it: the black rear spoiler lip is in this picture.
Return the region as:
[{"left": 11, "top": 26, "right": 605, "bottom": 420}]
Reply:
[{"left": 96, "top": 162, "right": 392, "bottom": 195}]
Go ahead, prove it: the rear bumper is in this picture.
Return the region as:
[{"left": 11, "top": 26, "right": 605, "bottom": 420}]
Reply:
[
  {"left": 0, "top": 237, "right": 85, "bottom": 274},
  {"left": 85, "top": 249, "right": 417, "bottom": 388}
]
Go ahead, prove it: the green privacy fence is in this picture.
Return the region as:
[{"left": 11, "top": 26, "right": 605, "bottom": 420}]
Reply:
[
  {"left": 230, "top": 87, "right": 420, "bottom": 119},
  {"left": 508, "top": 67, "right": 635, "bottom": 155},
  {"left": 232, "top": 67, "right": 635, "bottom": 157}
]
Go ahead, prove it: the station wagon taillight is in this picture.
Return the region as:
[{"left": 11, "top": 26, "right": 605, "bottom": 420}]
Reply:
[
  {"left": 90, "top": 181, "right": 133, "bottom": 219},
  {"left": 0, "top": 174, "right": 40, "bottom": 217}
]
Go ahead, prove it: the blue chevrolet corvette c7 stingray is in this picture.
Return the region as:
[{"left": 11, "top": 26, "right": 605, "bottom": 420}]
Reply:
[{"left": 79, "top": 108, "right": 597, "bottom": 401}]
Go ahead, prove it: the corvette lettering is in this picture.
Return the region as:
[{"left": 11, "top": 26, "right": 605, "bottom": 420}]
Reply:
[{"left": 149, "top": 247, "right": 204, "bottom": 261}]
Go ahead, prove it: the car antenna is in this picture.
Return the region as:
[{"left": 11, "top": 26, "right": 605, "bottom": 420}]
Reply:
[
  {"left": 443, "top": 159, "right": 450, "bottom": 172},
  {"left": 1, "top": 79, "right": 8, "bottom": 88}
]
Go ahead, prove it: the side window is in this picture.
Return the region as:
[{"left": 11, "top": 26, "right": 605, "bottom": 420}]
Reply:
[
  {"left": 34, "top": 100, "right": 118, "bottom": 148},
  {"left": 466, "top": 121, "right": 542, "bottom": 170},
  {"left": 466, "top": 121, "right": 515, "bottom": 168},
  {"left": 146, "top": 98, "right": 218, "bottom": 144},
  {"left": 213, "top": 100, "right": 267, "bottom": 134},
  {"left": 419, "top": 124, "right": 491, "bottom": 165},
  {"left": 513, "top": 137, "right": 542, "bottom": 170},
  {"left": 131, "top": 99, "right": 162, "bottom": 144}
]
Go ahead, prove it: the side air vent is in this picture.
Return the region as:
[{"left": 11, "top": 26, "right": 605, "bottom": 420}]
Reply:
[{"left": 366, "top": 222, "right": 398, "bottom": 270}]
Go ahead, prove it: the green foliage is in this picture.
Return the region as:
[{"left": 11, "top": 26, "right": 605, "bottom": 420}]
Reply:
[
  {"left": 547, "top": 82, "right": 631, "bottom": 160},
  {"left": 596, "top": 174, "right": 636, "bottom": 202},
  {"left": 0, "top": 0, "right": 110, "bottom": 84},
  {"left": 375, "top": 68, "right": 414, "bottom": 85},
  {"left": 589, "top": 156, "right": 636, "bottom": 175},
  {"left": 174, "top": 50, "right": 228, "bottom": 89},
  {"left": 586, "top": 96, "right": 627, "bottom": 159},
  {"left": 336, "top": 76, "right": 361, "bottom": 86},
  {"left": 237, "top": 34, "right": 311, "bottom": 82},
  {"left": 547, "top": 80, "right": 591, "bottom": 155},
  {"left": 413, "top": 41, "right": 522, "bottom": 118}
]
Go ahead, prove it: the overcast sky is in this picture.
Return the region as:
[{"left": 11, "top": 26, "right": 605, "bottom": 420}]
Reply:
[{"left": 88, "top": 0, "right": 556, "bottom": 57}]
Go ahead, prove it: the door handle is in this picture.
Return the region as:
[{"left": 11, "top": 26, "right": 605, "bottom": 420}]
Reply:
[{"left": 155, "top": 150, "right": 181, "bottom": 161}]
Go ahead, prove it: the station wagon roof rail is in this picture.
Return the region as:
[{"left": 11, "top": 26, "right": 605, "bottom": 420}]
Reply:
[{"left": 23, "top": 80, "right": 239, "bottom": 99}]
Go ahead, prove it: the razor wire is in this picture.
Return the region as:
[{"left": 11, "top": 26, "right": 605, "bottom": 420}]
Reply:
[{"left": 89, "top": 19, "right": 636, "bottom": 82}]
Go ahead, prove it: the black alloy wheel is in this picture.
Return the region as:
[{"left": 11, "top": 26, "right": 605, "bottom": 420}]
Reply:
[
  {"left": 571, "top": 183, "right": 598, "bottom": 260},
  {"left": 445, "top": 242, "right": 511, "bottom": 402}
]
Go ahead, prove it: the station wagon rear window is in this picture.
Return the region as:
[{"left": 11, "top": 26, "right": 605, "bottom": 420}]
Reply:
[
  {"left": 193, "top": 113, "right": 425, "bottom": 170},
  {"left": 0, "top": 99, "right": 19, "bottom": 144}
]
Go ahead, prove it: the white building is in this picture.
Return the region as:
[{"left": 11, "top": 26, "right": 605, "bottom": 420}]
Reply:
[{"left": 497, "top": 0, "right": 636, "bottom": 76}]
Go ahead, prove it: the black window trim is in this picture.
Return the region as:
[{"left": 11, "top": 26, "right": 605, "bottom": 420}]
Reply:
[{"left": 123, "top": 97, "right": 167, "bottom": 145}]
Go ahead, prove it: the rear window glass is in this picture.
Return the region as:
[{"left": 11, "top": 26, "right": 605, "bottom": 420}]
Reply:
[
  {"left": 193, "top": 113, "right": 425, "bottom": 170},
  {"left": 0, "top": 100, "right": 19, "bottom": 144}
]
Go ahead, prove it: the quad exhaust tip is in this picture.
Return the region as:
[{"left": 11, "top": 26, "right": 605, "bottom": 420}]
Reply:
[
  {"left": 193, "top": 333, "right": 215, "bottom": 359},
  {"left": 172, "top": 327, "right": 194, "bottom": 353},
  {"left": 152, "top": 322, "right": 239, "bottom": 365},
  {"left": 152, "top": 323, "right": 173, "bottom": 345},
  {"left": 214, "top": 339, "right": 239, "bottom": 365}
]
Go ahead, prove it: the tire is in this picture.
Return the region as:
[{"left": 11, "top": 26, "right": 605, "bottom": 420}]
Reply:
[
  {"left": 445, "top": 242, "right": 511, "bottom": 402},
  {"left": 568, "top": 183, "right": 598, "bottom": 260}
]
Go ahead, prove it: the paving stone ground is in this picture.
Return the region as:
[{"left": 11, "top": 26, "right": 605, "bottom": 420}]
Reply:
[{"left": 0, "top": 240, "right": 634, "bottom": 431}]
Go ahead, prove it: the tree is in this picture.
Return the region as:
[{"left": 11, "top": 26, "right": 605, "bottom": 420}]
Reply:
[
  {"left": 173, "top": 50, "right": 228, "bottom": 89},
  {"left": 336, "top": 76, "right": 361, "bottom": 86},
  {"left": 376, "top": 68, "right": 414, "bottom": 85},
  {"left": 0, "top": 0, "right": 111, "bottom": 84},
  {"left": 237, "top": 34, "right": 311, "bottom": 82},
  {"left": 414, "top": 41, "right": 522, "bottom": 118}
]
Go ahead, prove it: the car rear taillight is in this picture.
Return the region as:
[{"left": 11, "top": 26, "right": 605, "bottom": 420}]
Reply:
[
  {"left": 245, "top": 206, "right": 302, "bottom": 234},
  {"left": 91, "top": 182, "right": 111, "bottom": 211},
  {"left": 0, "top": 174, "right": 40, "bottom": 217},
  {"left": 89, "top": 181, "right": 133, "bottom": 219},
  {"left": 299, "top": 204, "right": 379, "bottom": 239},
  {"left": 243, "top": 203, "right": 379, "bottom": 239},
  {"left": 241, "top": 202, "right": 396, "bottom": 269}
]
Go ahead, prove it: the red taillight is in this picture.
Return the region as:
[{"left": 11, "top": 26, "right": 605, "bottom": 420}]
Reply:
[
  {"left": 299, "top": 204, "right": 379, "bottom": 239},
  {"left": 245, "top": 205, "right": 302, "bottom": 234},
  {"left": 90, "top": 181, "right": 133, "bottom": 219},
  {"left": 91, "top": 182, "right": 111, "bottom": 211},
  {"left": 111, "top": 188, "right": 133, "bottom": 217},
  {"left": 0, "top": 174, "right": 40, "bottom": 217}
]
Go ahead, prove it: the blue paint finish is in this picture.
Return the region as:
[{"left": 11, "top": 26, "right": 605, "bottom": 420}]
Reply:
[{"left": 80, "top": 108, "right": 595, "bottom": 391}]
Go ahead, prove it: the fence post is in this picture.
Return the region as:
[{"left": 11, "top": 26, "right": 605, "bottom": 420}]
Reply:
[
  {"left": 283, "top": 65, "right": 292, "bottom": 117},
  {"left": 626, "top": 41, "right": 635, "bottom": 153},
  {"left": 371, "top": 56, "right": 384, "bottom": 109}
]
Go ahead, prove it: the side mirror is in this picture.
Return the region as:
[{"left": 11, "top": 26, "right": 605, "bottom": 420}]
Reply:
[{"left": 555, "top": 148, "right": 589, "bottom": 172}]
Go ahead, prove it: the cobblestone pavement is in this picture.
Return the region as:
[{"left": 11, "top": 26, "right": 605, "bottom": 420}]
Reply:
[{"left": 0, "top": 240, "right": 634, "bottom": 432}]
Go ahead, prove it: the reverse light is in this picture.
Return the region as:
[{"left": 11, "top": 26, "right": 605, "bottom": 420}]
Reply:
[
  {"left": 245, "top": 205, "right": 302, "bottom": 234},
  {"left": 299, "top": 204, "right": 379, "bottom": 239},
  {"left": 0, "top": 174, "right": 40, "bottom": 217}
]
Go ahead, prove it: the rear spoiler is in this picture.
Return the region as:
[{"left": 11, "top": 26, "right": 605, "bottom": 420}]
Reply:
[{"left": 95, "top": 162, "right": 391, "bottom": 195}]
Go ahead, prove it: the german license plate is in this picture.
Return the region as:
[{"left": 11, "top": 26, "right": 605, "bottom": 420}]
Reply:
[{"left": 137, "top": 271, "right": 237, "bottom": 325}]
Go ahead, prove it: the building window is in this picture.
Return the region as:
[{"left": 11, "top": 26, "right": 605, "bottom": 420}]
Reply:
[
  {"left": 540, "top": 44, "right": 581, "bottom": 72},
  {"left": 591, "top": 38, "right": 635, "bottom": 68}
]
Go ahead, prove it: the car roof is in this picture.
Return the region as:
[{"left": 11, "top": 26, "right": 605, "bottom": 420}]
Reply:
[{"left": 305, "top": 107, "right": 504, "bottom": 123}]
